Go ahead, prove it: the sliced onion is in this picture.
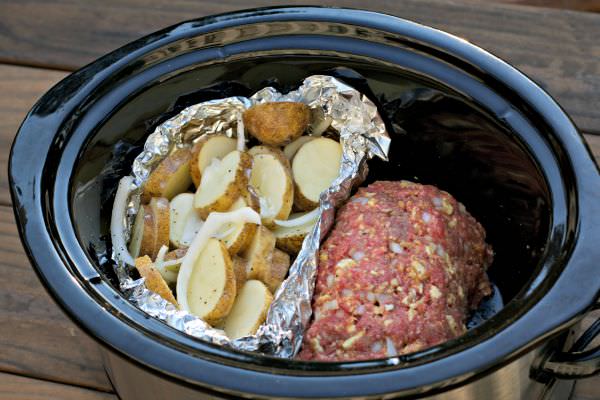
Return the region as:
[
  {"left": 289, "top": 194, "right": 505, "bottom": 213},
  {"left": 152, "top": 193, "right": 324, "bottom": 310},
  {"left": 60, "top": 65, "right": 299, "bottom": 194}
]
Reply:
[
  {"left": 110, "top": 176, "right": 136, "bottom": 267},
  {"left": 236, "top": 114, "right": 245, "bottom": 152},
  {"left": 274, "top": 208, "right": 319, "bottom": 228},
  {"left": 310, "top": 115, "right": 332, "bottom": 137},
  {"left": 154, "top": 245, "right": 178, "bottom": 284}
]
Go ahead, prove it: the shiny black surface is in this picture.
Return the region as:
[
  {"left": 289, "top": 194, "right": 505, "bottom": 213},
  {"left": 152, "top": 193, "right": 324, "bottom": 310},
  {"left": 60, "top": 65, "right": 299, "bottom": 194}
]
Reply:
[{"left": 9, "top": 6, "right": 600, "bottom": 399}]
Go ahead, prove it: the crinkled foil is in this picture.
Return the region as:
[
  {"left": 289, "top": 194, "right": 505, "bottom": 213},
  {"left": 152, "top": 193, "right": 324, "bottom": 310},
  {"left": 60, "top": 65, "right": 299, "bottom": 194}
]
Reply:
[{"left": 112, "top": 75, "right": 390, "bottom": 357}]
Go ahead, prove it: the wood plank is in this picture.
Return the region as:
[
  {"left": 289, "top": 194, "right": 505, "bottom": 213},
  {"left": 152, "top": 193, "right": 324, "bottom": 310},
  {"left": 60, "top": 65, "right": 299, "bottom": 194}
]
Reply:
[
  {"left": 0, "top": 205, "right": 112, "bottom": 391},
  {"left": 0, "top": 372, "right": 116, "bottom": 400},
  {"left": 486, "top": 0, "right": 600, "bottom": 13},
  {"left": 0, "top": 0, "right": 599, "bottom": 133},
  {"left": 0, "top": 65, "right": 67, "bottom": 206}
]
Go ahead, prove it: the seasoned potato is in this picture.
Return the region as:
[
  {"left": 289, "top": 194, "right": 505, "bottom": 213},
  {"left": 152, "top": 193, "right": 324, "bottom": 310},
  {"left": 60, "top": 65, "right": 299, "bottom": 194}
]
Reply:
[
  {"left": 194, "top": 150, "right": 251, "bottom": 218},
  {"left": 190, "top": 135, "right": 237, "bottom": 187},
  {"left": 292, "top": 137, "right": 342, "bottom": 210},
  {"left": 218, "top": 196, "right": 259, "bottom": 255},
  {"left": 142, "top": 148, "right": 192, "bottom": 202},
  {"left": 177, "top": 238, "right": 236, "bottom": 324},
  {"left": 248, "top": 146, "right": 293, "bottom": 227},
  {"left": 263, "top": 249, "right": 291, "bottom": 293},
  {"left": 169, "top": 193, "right": 204, "bottom": 248},
  {"left": 138, "top": 197, "right": 170, "bottom": 260},
  {"left": 273, "top": 210, "right": 318, "bottom": 254},
  {"left": 223, "top": 280, "right": 273, "bottom": 340},
  {"left": 243, "top": 102, "right": 310, "bottom": 146},
  {"left": 135, "top": 256, "right": 178, "bottom": 306},
  {"left": 243, "top": 226, "right": 276, "bottom": 281}
]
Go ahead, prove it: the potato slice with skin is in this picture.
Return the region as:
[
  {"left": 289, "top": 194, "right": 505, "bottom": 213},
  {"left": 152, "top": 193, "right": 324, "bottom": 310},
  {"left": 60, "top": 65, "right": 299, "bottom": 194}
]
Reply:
[
  {"left": 190, "top": 135, "right": 238, "bottom": 187},
  {"left": 219, "top": 195, "right": 259, "bottom": 255},
  {"left": 248, "top": 146, "right": 293, "bottom": 227},
  {"left": 135, "top": 256, "right": 178, "bottom": 306},
  {"left": 194, "top": 150, "right": 251, "bottom": 218},
  {"left": 181, "top": 238, "right": 236, "bottom": 324},
  {"left": 139, "top": 197, "right": 170, "bottom": 260},
  {"left": 232, "top": 256, "right": 248, "bottom": 293},
  {"left": 142, "top": 148, "right": 192, "bottom": 202},
  {"left": 292, "top": 137, "right": 342, "bottom": 210},
  {"left": 283, "top": 136, "right": 315, "bottom": 161},
  {"left": 263, "top": 249, "right": 291, "bottom": 293},
  {"left": 243, "top": 225, "right": 276, "bottom": 281},
  {"left": 273, "top": 211, "right": 318, "bottom": 254},
  {"left": 163, "top": 248, "right": 187, "bottom": 273},
  {"left": 170, "top": 193, "right": 204, "bottom": 248},
  {"left": 223, "top": 280, "right": 273, "bottom": 340},
  {"left": 243, "top": 102, "right": 311, "bottom": 146}
]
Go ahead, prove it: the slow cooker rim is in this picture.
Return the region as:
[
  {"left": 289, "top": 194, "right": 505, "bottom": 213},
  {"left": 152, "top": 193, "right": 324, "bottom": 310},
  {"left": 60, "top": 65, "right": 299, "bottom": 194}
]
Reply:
[{"left": 9, "top": 6, "right": 600, "bottom": 398}]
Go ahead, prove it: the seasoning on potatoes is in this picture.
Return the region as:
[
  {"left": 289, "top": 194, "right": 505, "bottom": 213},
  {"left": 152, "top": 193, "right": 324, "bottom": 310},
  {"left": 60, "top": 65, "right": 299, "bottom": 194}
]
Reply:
[
  {"left": 135, "top": 256, "right": 178, "bottom": 306},
  {"left": 248, "top": 146, "right": 293, "bottom": 227},
  {"left": 223, "top": 280, "right": 273, "bottom": 340},
  {"left": 177, "top": 238, "right": 237, "bottom": 325},
  {"left": 243, "top": 102, "right": 310, "bottom": 146},
  {"left": 134, "top": 197, "right": 170, "bottom": 260},
  {"left": 292, "top": 137, "right": 342, "bottom": 210},
  {"left": 194, "top": 150, "right": 251, "bottom": 218},
  {"left": 189, "top": 135, "right": 238, "bottom": 187},
  {"left": 142, "top": 147, "right": 192, "bottom": 202}
]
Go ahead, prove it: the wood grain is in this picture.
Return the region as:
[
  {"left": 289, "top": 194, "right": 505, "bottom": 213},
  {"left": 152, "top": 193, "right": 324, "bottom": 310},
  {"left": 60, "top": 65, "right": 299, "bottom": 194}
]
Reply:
[
  {"left": 0, "top": 0, "right": 599, "bottom": 133},
  {"left": 484, "top": 0, "right": 600, "bottom": 12},
  {"left": 0, "top": 65, "right": 67, "bottom": 206},
  {"left": 0, "top": 205, "right": 112, "bottom": 391},
  {"left": 0, "top": 372, "right": 116, "bottom": 400}
]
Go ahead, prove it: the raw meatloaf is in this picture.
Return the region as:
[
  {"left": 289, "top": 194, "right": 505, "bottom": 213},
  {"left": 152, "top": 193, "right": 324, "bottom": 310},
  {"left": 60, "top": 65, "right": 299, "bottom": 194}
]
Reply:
[{"left": 298, "top": 181, "right": 493, "bottom": 361}]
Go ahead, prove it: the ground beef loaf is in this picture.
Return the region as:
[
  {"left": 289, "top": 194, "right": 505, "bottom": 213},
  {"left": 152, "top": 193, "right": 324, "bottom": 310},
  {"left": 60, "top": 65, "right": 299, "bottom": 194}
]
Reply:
[{"left": 298, "top": 181, "right": 493, "bottom": 361}]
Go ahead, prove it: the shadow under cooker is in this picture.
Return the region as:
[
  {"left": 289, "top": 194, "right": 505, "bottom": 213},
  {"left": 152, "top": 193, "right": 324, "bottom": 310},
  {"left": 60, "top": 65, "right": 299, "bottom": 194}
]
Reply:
[{"left": 10, "top": 7, "right": 598, "bottom": 400}]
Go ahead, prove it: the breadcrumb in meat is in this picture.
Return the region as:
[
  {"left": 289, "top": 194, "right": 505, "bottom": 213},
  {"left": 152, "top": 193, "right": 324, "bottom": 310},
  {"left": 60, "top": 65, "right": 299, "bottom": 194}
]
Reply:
[{"left": 298, "top": 181, "right": 493, "bottom": 361}]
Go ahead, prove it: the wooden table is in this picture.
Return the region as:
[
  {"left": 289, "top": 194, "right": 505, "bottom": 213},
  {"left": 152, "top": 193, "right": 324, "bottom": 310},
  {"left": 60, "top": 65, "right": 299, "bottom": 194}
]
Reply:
[{"left": 0, "top": 1, "right": 598, "bottom": 399}]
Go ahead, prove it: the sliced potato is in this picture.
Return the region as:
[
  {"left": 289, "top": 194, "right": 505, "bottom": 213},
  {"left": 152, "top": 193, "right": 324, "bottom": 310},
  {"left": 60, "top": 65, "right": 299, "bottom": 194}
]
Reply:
[
  {"left": 135, "top": 256, "right": 178, "bottom": 306},
  {"left": 223, "top": 280, "right": 273, "bottom": 340},
  {"left": 218, "top": 196, "right": 259, "bottom": 255},
  {"left": 292, "top": 137, "right": 342, "bottom": 210},
  {"left": 232, "top": 256, "right": 248, "bottom": 292},
  {"left": 181, "top": 238, "right": 236, "bottom": 324},
  {"left": 194, "top": 150, "right": 251, "bottom": 218},
  {"left": 138, "top": 197, "right": 170, "bottom": 260},
  {"left": 128, "top": 203, "right": 145, "bottom": 258},
  {"left": 243, "top": 102, "right": 310, "bottom": 146},
  {"left": 190, "top": 135, "right": 237, "bottom": 187},
  {"left": 243, "top": 225, "right": 276, "bottom": 281},
  {"left": 283, "top": 136, "right": 315, "bottom": 161},
  {"left": 263, "top": 249, "right": 291, "bottom": 293},
  {"left": 273, "top": 211, "right": 318, "bottom": 254},
  {"left": 248, "top": 146, "right": 293, "bottom": 227},
  {"left": 169, "top": 193, "right": 204, "bottom": 248},
  {"left": 142, "top": 148, "right": 192, "bottom": 202}
]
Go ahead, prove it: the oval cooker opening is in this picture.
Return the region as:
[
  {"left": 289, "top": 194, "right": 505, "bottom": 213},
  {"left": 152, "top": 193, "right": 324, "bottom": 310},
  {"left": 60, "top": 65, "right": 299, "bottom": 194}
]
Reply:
[{"left": 70, "top": 54, "right": 552, "bottom": 370}]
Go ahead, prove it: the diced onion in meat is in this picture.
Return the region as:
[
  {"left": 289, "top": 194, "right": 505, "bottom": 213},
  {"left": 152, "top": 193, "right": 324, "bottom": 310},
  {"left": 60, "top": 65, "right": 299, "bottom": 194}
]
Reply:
[
  {"left": 371, "top": 341, "right": 383, "bottom": 353},
  {"left": 351, "top": 251, "right": 365, "bottom": 261},
  {"left": 322, "top": 299, "right": 338, "bottom": 311},
  {"left": 386, "top": 337, "right": 397, "bottom": 357},
  {"left": 389, "top": 242, "right": 403, "bottom": 254}
]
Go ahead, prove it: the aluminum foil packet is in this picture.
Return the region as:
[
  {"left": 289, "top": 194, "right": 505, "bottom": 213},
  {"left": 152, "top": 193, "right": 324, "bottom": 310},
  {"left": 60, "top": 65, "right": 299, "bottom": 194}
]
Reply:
[{"left": 112, "top": 75, "right": 391, "bottom": 357}]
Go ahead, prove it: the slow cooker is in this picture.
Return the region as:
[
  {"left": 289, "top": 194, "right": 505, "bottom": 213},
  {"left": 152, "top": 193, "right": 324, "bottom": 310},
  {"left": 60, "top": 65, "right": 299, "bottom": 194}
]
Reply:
[{"left": 9, "top": 7, "right": 600, "bottom": 400}]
